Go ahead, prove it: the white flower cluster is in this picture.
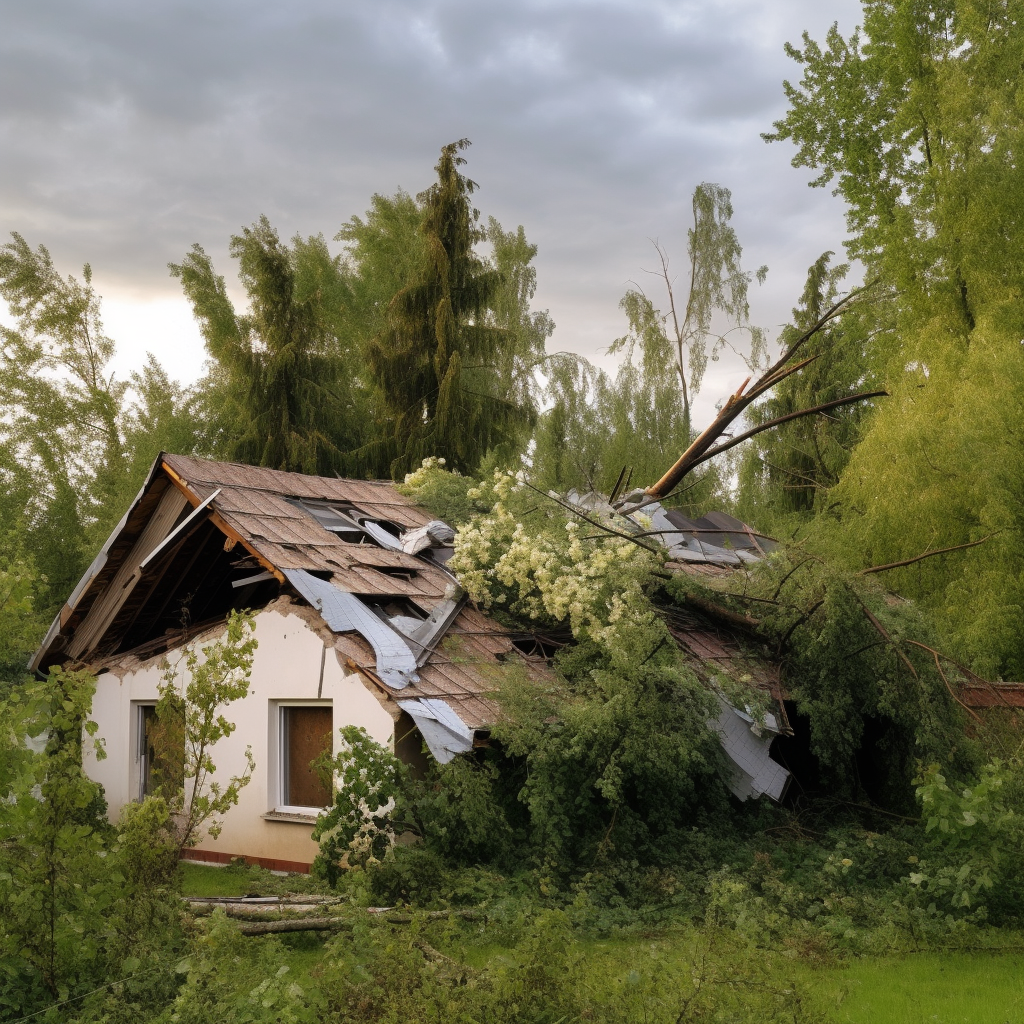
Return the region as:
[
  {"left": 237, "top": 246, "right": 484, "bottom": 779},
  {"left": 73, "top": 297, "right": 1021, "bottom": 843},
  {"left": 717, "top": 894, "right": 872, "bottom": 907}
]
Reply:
[
  {"left": 451, "top": 470, "right": 662, "bottom": 655},
  {"left": 403, "top": 455, "right": 448, "bottom": 489}
]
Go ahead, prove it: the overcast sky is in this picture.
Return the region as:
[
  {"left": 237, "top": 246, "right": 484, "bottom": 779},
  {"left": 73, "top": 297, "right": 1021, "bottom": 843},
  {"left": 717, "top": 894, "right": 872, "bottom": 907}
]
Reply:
[{"left": 1, "top": 0, "right": 863, "bottom": 425}]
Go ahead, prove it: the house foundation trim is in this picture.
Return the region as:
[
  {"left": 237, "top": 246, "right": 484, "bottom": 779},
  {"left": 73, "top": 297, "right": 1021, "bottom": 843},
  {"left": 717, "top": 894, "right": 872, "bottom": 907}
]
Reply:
[{"left": 180, "top": 847, "right": 312, "bottom": 874}]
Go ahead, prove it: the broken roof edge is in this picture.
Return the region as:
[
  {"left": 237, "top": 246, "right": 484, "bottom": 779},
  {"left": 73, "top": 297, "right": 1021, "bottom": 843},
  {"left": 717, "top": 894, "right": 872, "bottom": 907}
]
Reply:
[{"left": 28, "top": 451, "right": 169, "bottom": 673}]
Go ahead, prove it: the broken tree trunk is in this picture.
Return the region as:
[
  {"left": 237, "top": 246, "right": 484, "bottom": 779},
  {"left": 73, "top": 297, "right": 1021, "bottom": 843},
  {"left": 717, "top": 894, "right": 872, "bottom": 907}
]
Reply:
[{"left": 631, "top": 281, "right": 882, "bottom": 504}]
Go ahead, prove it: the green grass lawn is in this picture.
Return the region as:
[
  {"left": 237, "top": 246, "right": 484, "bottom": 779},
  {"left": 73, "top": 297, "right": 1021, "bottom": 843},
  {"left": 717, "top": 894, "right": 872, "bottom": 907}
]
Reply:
[
  {"left": 809, "top": 952, "right": 1024, "bottom": 1024},
  {"left": 179, "top": 864, "right": 1024, "bottom": 1023},
  {"left": 180, "top": 860, "right": 332, "bottom": 897},
  {"left": 179, "top": 861, "right": 261, "bottom": 897}
]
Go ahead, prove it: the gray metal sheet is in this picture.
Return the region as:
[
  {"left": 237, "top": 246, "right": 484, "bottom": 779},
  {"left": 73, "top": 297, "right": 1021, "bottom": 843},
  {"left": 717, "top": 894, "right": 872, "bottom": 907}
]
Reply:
[
  {"left": 396, "top": 698, "right": 474, "bottom": 764},
  {"left": 283, "top": 569, "right": 419, "bottom": 689},
  {"left": 709, "top": 695, "right": 790, "bottom": 802}
]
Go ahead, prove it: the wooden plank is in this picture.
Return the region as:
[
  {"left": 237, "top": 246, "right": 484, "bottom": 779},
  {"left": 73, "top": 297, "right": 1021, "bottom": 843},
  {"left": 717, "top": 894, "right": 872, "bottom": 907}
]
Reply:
[
  {"left": 67, "top": 486, "right": 190, "bottom": 658},
  {"left": 160, "top": 461, "right": 284, "bottom": 583}
]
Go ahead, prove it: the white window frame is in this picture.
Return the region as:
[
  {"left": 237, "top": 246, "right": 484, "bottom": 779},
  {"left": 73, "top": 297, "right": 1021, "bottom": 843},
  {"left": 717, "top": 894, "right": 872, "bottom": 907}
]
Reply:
[
  {"left": 269, "top": 700, "right": 334, "bottom": 815},
  {"left": 130, "top": 701, "right": 157, "bottom": 803}
]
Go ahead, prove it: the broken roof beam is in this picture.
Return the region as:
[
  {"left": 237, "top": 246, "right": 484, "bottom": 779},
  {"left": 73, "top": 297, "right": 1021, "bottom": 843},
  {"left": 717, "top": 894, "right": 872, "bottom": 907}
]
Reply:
[
  {"left": 161, "top": 459, "right": 284, "bottom": 583},
  {"left": 65, "top": 485, "right": 191, "bottom": 659}
]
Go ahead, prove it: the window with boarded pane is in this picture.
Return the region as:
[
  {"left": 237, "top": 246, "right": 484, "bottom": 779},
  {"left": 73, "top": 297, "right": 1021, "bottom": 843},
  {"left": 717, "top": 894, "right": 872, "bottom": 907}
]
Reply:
[{"left": 281, "top": 706, "right": 333, "bottom": 808}]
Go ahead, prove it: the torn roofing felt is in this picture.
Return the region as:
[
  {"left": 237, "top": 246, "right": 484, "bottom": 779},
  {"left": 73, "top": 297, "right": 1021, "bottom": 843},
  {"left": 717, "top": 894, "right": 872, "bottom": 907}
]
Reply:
[{"left": 31, "top": 454, "right": 791, "bottom": 798}]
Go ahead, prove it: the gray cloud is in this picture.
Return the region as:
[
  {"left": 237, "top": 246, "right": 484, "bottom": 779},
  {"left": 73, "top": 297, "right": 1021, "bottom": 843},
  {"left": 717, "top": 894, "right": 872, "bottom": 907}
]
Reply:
[{"left": 0, "top": 0, "right": 863, "bottom": 403}]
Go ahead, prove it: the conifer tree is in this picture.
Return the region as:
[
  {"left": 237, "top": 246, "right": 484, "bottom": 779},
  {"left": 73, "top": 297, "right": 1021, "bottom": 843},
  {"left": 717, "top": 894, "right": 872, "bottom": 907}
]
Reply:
[
  {"left": 736, "top": 252, "right": 876, "bottom": 520},
  {"left": 358, "top": 140, "right": 533, "bottom": 478},
  {"left": 171, "top": 218, "right": 362, "bottom": 475}
]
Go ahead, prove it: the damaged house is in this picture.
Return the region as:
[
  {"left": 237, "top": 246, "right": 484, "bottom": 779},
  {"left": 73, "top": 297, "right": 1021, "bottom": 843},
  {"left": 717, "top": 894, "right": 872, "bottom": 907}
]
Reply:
[{"left": 31, "top": 454, "right": 792, "bottom": 871}]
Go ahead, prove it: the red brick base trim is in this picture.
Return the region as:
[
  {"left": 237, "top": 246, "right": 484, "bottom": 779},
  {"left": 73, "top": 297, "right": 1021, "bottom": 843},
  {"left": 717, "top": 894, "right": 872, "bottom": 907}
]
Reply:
[{"left": 180, "top": 847, "right": 312, "bottom": 874}]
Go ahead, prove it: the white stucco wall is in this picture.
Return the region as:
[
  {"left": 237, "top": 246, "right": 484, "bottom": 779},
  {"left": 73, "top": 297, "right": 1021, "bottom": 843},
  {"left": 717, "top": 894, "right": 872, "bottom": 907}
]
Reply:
[{"left": 83, "top": 605, "right": 397, "bottom": 866}]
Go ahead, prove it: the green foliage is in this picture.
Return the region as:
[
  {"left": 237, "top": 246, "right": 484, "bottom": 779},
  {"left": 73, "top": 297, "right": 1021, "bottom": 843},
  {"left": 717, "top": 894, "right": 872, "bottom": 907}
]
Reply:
[
  {"left": 0, "top": 232, "right": 215, "bottom": 627},
  {"left": 314, "top": 910, "right": 826, "bottom": 1024},
  {"left": 614, "top": 184, "right": 767, "bottom": 429},
  {"left": 764, "top": 1, "right": 1024, "bottom": 677},
  {"left": 357, "top": 140, "right": 534, "bottom": 478},
  {"left": 397, "top": 456, "right": 482, "bottom": 526},
  {"left": 334, "top": 189, "right": 428, "bottom": 347},
  {"left": 401, "top": 755, "right": 517, "bottom": 870},
  {"left": 171, "top": 218, "right": 364, "bottom": 474},
  {"left": 910, "top": 761, "right": 1024, "bottom": 920},
  {"left": 0, "top": 529, "right": 47, "bottom": 692},
  {"left": 165, "top": 911, "right": 315, "bottom": 1024},
  {"left": 156, "top": 610, "right": 257, "bottom": 850},
  {"left": 312, "top": 725, "right": 406, "bottom": 886},
  {"left": 736, "top": 252, "right": 878, "bottom": 522},
  {"left": 670, "top": 546, "right": 973, "bottom": 809},
  {"left": 428, "top": 467, "right": 727, "bottom": 869},
  {"left": 0, "top": 666, "right": 112, "bottom": 1011}
]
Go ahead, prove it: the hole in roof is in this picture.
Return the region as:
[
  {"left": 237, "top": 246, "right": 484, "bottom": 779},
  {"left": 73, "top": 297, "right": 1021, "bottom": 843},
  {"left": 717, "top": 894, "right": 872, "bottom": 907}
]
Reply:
[
  {"left": 288, "top": 499, "right": 378, "bottom": 544},
  {"left": 365, "top": 519, "right": 403, "bottom": 538},
  {"left": 333, "top": 530, "right": 373, "bottom": 544},
  {"left": 511, "top": 634, "right": 563, "bottom": 661},
  {"left": 376, "top": 598, "right": 427, "bottom": 621},
  {"left": 372, "top": 566, "right": 418, "bottom": 581}
]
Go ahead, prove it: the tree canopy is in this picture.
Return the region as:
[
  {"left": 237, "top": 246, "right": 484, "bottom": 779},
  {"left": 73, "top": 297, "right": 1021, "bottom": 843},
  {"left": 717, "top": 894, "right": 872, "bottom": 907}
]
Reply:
[{"left": 758, "top": 0, "right": 1024, "bottom": 677}]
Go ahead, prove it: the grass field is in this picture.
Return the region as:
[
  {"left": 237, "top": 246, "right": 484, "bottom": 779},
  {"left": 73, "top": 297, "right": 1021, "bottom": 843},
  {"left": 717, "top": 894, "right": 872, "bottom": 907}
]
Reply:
[
  {"left": 180, "top": 863, "right": 1024, "bottom": 1024},
  {"left": 808, "top": 953, "right": 1024, "bottom": 1024}
]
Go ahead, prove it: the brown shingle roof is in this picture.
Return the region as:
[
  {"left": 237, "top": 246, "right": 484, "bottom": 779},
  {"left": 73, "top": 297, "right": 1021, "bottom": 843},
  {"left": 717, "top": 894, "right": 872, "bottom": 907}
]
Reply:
[{"left": 160, "top": 454, "right": 545, "bottom": 731}]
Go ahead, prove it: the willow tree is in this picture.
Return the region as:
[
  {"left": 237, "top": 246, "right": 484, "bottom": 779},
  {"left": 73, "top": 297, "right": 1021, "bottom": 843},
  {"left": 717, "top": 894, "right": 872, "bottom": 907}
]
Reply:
[
  {"left": 766, "top": 1, "right": 1024, "bottom": 676},
  {"left": 615, "top": 183, "right": 768, "bottom": 436},
  {"left": 171, "top": 218, "right": 363, "bottom": 475},
  {"left": 532, "top": 182, "right": 765, "bottom": 502},
  {"left": 358, "top": 140, "right": 534, "bottom": 478}
]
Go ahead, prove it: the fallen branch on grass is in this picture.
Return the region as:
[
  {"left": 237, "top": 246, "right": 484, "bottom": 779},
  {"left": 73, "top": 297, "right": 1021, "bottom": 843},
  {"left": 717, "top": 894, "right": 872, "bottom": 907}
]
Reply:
[{"left": 236, "top": 917, "right": 352, "bottom": 936}]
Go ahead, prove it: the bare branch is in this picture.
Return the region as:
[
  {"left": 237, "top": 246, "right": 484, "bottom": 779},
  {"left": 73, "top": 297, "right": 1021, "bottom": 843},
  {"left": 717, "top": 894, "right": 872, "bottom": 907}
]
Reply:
[
  {"left": 633, "top": 278, "right": 879, "bottom": 502},
  {"left": 858, "top": 534, "right": 997, "bottom": 576},
  {"left": 686, "top": 390, "right": 888, "bottom": 470}
]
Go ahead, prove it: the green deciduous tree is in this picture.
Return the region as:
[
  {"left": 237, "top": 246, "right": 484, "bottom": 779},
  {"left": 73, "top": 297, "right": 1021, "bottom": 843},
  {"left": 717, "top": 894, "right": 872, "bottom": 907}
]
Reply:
[
  {"left": 311, "top": 725, "right": 405, "bottom": 886},
  {"left": 0, "top": 234, "right": 212, "bottom": 624},
  {"left": 766, "top": 2, "right": 1024, "bottom": 675},
  {"left": 0, "top": 531, "right": 47, "bottom": 693},
  {"left": 616, "top": 185, "right": 768, "bottom": 436},
  {"left": 155, "top": 610, "right": 257, "bottom": 852},
  {"left": 0, "top": 667, "right": 111, "bottom": 1011}
]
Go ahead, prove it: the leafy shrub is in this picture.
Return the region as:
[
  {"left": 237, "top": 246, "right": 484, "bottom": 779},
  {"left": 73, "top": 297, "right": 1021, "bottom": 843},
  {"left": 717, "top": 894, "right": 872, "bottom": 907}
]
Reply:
[
  {"left": 366, "top": 846, "right": 452, "bottom": 907},
  {"left": 315, "top": 909, "right": 827, "bottom": 1024},
  {"left": 910, "top": 761, "right": 1024, "bottom": 924},
  {"left": 164, "top": 911, "right": 315, "bottom": 1024},
  {"left": 312, "top": 725, "right": 406, "bottom": 886}
]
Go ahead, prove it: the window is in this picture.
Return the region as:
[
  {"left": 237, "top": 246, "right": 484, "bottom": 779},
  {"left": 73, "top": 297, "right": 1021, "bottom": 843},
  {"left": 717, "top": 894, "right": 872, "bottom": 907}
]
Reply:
[
  {"left": 279, "top": 705, "right": 333, "bottom": 810},
  {"left": 135, "top": 702, "right": 184, "bottom": 801},
  {"left": 289, "top": 500, "right": 368, "bottom": 544}
]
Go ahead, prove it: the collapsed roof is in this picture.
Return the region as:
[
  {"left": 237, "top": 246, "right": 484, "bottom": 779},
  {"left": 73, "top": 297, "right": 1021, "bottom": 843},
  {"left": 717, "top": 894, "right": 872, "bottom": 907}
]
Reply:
[{"left": 31, "top": 454, "right": 791, "bottom": 799}]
